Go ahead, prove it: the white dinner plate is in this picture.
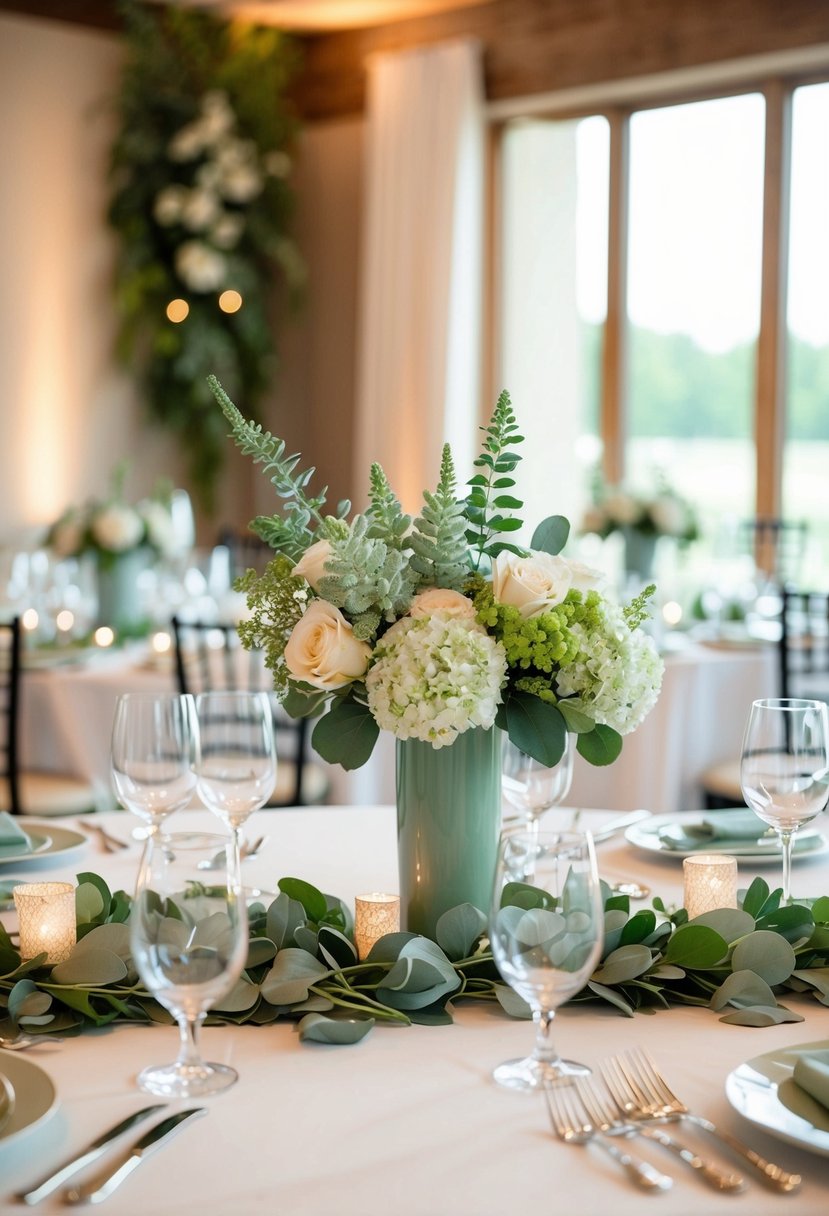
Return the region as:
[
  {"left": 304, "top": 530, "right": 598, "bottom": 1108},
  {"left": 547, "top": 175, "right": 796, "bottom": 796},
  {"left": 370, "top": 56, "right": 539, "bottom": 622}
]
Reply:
[
  {"left": 624, "top": 812, "right": 828, "bottom": 864},
  {"left": 0, "top": 1054, "right": 59, "bottom": 1152},
  {"left": 725, "top": 1039, "right": 829, "bottom": 1157},
  {"left": 0, "top": 823, "right": 87, "bottom": 866},
  {"left": 0, "top": 831, "right": 51, "bottom": 862}
]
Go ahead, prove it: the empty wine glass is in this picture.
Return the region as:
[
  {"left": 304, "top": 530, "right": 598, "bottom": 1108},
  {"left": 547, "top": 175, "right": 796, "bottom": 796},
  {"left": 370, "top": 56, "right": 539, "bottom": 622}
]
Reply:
[
  {"left": 130, "top": 831, "right": 248, "bottom": 1097},
  {"left": 111, "top": 693, "right": 199, "bottom": 833},
  {"left": 502, "top": 733, "right": 574, "bottom": 835},
  {"left": 489, "top": 829, "right": 603, "bottom": 1091},
  {"left": 194, "top": 691, "right": 276, "bottom": 851},
  {"left": 740, "top": 697, "right": 829, "bottom": 902}
]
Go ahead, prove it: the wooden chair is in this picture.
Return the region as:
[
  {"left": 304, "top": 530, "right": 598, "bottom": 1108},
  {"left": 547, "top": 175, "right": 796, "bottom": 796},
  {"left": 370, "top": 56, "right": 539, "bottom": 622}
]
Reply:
[
  {"left": 0, "top": 616, "right": 98, "bottom": 817},
  {"left": 171, "top": 616, "right": 330, "bottom": 808},
  {"left": 738, "top": 518, "right": 807, "bottom": 585}
]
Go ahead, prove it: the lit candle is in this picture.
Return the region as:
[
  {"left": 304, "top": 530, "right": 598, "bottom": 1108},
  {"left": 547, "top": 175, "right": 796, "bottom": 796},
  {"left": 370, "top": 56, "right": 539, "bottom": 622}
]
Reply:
[
  {"left": 683, "top": 854, "right": 738, "bottom": 919},
  {"left": 354, "top": 892, "right": 400, "bottom": 960},
  {"left": 14, "top": 882, "right": 76, "bottom": 964}
]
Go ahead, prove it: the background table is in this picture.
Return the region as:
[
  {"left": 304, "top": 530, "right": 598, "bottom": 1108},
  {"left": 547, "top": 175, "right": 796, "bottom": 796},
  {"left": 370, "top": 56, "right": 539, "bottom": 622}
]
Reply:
[{"left": 1, "top": 805, "right": 827, "bottom": 1215}]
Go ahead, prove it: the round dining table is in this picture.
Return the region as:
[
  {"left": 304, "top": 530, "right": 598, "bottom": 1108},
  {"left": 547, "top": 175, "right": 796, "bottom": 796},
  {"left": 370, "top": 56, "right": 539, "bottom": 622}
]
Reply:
[{"left": 1, "top": 804, "right": 827, "bottom": 1215}]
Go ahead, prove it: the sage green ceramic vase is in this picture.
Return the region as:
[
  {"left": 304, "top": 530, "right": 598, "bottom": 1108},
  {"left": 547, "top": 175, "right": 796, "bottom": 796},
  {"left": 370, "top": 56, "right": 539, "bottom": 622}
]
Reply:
[
  {"left": 96, "top": 546, "right": 152, "bottom": 632},
  {"left": 396, "top": 726, "right": 501, "bottom": 938},
  {"left": 622, "top": 528, "right": 657, "bottom": 581}
]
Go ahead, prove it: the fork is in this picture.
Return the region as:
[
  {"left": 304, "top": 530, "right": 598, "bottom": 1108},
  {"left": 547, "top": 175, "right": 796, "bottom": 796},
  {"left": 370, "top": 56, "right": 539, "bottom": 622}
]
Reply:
[
  {"left": 544, "top": 1083, "right": 673, "bottom": 1191},
  {"left": 85, "top": 822, "right": 129, "bottom": 852},
  {"left": 0, "top": 1032, "right": 65, "bottom": 1051},
  {"left": 604, "top": 1049, "right": 801, "bottom": 1194},
  {"left": 580, "top": 1074, "right": 744, "bottom": 1193}
]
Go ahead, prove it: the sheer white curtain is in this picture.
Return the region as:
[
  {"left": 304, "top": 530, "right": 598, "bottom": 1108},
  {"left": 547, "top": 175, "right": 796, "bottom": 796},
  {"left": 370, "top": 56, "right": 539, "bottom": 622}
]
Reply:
[{"left": 354, "top": 40, "right": 485, "bottom": 513}]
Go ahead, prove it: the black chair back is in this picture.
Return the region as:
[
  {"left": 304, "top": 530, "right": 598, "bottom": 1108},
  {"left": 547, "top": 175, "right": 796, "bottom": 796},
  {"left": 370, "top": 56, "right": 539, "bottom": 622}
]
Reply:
[
  {"left": 216, "top": 529, "right": 274, "bottom": 581},
  {"left": 739, "top": 518, "right": 807, "bottom": 584},
  {"left": 779, "top": 588, "right": 829, "bottom": 703},
  {"left": 171, "top": 616, "right": 320, "bottom": 807},
  {"left": 0, "top": 617, "right": 21, "bottom": 816}
]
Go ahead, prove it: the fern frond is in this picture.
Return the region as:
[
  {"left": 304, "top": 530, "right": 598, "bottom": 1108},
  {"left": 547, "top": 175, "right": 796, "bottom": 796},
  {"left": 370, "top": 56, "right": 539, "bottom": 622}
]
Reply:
[
  {"left": 465, "top": 389, "right": 526, "bottom": 571},
  {"left": 408, "top": 445, "right": 469, "bottom": 591},
  {"left": 365, "top": 463, "right": 411, "bottom": 548}
]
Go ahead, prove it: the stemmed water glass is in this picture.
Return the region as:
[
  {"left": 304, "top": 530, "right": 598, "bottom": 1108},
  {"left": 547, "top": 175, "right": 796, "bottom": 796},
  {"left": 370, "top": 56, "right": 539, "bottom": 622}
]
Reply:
[
  {"left": 502, "top": 734, "right": 574, "bottom": 836},
  {"left": 111, "top": 692, "right": 199, "bottom": 834},
  {"left": 489, "top": 829, "right": 603, "bottom": 1091},
  {"left": 194, "top": 691, "right": 276, "bottom": 853},
  {"left": 740, "top": 697, "right": 829, "bottom": 903},
  {"left": 130, "top": 831, "right": 248, "bottom": 1097}
]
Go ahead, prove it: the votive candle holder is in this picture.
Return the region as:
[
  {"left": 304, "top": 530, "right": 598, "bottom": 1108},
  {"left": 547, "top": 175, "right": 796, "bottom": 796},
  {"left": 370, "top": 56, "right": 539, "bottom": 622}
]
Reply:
[
  {"left": 682, "top": 854, "right": 738, "bottom": 920},
  {"left": 354, "top": 893, "right": 400, "bottom": 961},
  {"left": 14, "top": 882, "right": 76, "bottom": 964}
]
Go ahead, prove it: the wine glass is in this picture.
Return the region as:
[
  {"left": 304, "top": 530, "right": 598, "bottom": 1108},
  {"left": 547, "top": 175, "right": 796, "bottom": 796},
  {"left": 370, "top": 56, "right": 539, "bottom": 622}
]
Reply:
[
  {"left": 740, "top": 697, "right": 829, "bottom": 903},
  {"left": 111, "top": 693, "right": 199, "bottom": 834},
  {"left": 489, "top": 829, "right": 603, "bottom": 1091},
  {"left": 194, "top": 691, "right": 276, "bottom": 853},
  {"left": 502, "top": 733, "right": 574, "bottom": 836},
  {"left": 130, "top": 830, "right": 248, "bottom": 1097}
]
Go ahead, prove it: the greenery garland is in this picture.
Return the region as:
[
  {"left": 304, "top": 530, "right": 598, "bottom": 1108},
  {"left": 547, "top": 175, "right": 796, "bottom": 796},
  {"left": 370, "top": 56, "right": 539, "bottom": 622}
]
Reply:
[
  {"left": 108, "top": 3, "right": 303, "bottom": 509},
  {"left": 2, "top": 873, "right": 828, "bottom": 1047}
]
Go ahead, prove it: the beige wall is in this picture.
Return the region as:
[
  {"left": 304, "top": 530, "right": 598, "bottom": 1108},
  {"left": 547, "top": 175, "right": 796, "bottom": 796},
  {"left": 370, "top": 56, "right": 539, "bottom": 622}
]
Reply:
[{"left": 0, "top": 12, "right": 363, "bottom": 549}]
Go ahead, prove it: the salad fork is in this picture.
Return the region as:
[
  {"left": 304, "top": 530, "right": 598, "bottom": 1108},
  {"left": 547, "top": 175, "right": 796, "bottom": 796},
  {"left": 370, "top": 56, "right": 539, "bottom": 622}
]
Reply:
[
  {"left": 602, "top": 1049, "right": 801, "bottom": 1194},
  {"left": 579, "top": 1074, "right": 743, "bottom": 1192},
  {"left": 544, "top": 1083, "right": 672, "bottom": 1191}
]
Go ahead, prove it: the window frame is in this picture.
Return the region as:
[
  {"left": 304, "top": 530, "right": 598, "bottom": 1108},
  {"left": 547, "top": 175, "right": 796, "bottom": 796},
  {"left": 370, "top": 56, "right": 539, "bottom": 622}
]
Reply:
[{"left": 487, "top": 65, "right": 829, "bottom": 519}]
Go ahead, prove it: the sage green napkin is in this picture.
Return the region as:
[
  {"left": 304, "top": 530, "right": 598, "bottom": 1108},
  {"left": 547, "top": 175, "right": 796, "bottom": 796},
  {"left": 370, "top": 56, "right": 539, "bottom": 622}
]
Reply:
[
  {"left": 659, "top": 810, "right": 820, "bottom": 852},
  {"left": 793, "top": 1049, "right": 829, "bottom": 1112},
  {"left": 0, "top": 812, "right": 32, "bottom": 857}
]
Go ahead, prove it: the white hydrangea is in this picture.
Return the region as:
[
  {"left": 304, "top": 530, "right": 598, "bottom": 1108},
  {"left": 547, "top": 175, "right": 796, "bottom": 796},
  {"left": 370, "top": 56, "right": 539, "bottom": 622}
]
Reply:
[
  {"left": 175, "top": 240, "right": 225, "bottom": 291},
  {"left": 153, "top": 185, "right": 188, "bottom": 226},
  {"left": 554, "top": 603, "right": 664, "bottom": 735},
  {"left": 181, "top": 188, "right": 221, "bottom": 232},
  {"left": 90, "top": 504, "right": 144, "bottom": 554},
  {"left": 366, "top": 614, "right": 507, "bottom": 748},
  {"left": 211, "top": 213, "right": 245, "bottom": 250}
]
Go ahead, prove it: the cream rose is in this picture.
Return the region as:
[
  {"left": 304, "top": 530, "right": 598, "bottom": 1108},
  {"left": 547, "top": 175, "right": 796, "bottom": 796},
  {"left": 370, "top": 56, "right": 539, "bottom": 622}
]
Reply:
[
  {"left": 292, "top": 539, "right": 333, "bottom": 590},
  {"left": 492, "top": 550, "right": 572, "bottom": 619},
  {"left": 90, "top": 504, "right": 144, "bottom": 554},
  {"left": 565, "top": 559, "right": 607, "bottom": 596},
  {"left": 409, "top": 588, "right": 477, "bottom": 621},
  {"left": 284, "top": 599, "right": 370, "bottom": 691}
]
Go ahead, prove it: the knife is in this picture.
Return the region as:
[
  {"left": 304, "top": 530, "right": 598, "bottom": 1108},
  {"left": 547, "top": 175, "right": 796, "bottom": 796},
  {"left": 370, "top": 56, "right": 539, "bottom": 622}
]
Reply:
[
  {"left": 18, "top": 1105, "right": 165, "bottom": 1205},
  {"left": 63, "top": 1107, "right": 207, "bottom": 1205}
]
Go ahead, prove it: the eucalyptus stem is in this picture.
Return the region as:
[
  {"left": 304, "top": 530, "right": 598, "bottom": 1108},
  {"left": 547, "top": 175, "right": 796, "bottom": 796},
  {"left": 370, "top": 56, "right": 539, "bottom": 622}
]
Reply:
[{"left": 308, "top": 984, "right": 410, "bottom": 1025}]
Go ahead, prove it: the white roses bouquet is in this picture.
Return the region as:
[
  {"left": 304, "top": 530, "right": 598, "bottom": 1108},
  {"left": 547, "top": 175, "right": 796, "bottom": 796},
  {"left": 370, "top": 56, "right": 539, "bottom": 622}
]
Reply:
[
  {"left": 582, "top": 478, "right": 698, "bottom": 543},
  {"left": 46, "top": 468, "right": 180, "bottom": 570},
  {"left": 213, "top": 378, "right": 664, "bottom": 771}
]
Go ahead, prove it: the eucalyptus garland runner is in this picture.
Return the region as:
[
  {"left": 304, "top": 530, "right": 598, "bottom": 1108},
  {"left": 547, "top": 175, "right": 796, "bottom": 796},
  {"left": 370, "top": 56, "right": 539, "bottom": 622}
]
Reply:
[{"left": 2, "top": 873, "right": 828, "bottom": 1048}]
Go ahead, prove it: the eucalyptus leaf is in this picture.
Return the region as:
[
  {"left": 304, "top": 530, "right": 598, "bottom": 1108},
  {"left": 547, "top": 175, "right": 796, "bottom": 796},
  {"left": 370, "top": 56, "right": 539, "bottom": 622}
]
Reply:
[
  {"left": 592, "top": 944, "right": 652, "bottom": 985},
  {"left": 576, "top": 724, "right": 623, "bottom": 767},
  {"left": 756, "top": 904, "right": 814, "bottom": 944},
  {"left": 741, "top": 877, "right": 770, "bottom": 919},
  {"left": 317, "top": 925, "right": 358, "bottom": 969},
  {"left": 312, "top": 697, "right": 379, "bottom": 770},
  {"left": 710, "top": 969, "right": 778, "bottom": 1011},
  {"left": 620, "top": 911, "right": 657, "bottom": 946},
  {"left": 690, "top": 908, "right": 755, "bottom": 942},
  {"left": 246, "top": 938, "right": 277, "bottom": 968},
  {"left": 557, "top": 702, "right": 595, "bottom": 734},
  {"left": 500, "top": 693, "right": 566, "bottom": 767},
  {"left": 662, "top": 924, "right": 728, "bottom": 969},
  {"left": 266, "top": 893, "right": 307, "bottom": 950},
  {"left": 74, "top": 873, "right": 111, "bottom": 920},
  {"left": 260, "top": 949, "right": 330, "bottom": 1006},
  {"left": 50, "top": 948, "right": 129, "bottom": 987},
  {"left": 719, "top": 1005, "right": 805, "bottom": 1026},
  {"left": 530, "top": 515, "right": 570, "bottom": 555},
  {"left": 586, "top": 980, "right": 635, "bottom": 1017},
  {"left": 298, "top": 1013, "right": 375, "bottom": 1045},
  {"left": 75, "top": 882, "right": 106, "bottom": 926},
  {"left": 436, "top": 903, "right": 487, "bottom": 961},
  {"left": 73, "top": 922, "right": 132, "bottom": 961},
  {"left": 8, "top": 980, "right": 49, "bottom": 1023},
  {"left": 294, "top": 926, "right": 319, "bottom": 955},
  {"left": 493, "top": 983, "right": 532, "bottom": 1018},
  {"left": 278, "top": 878, "right": 328, "bottom": 923},
  {"left": 792, "top": 967, "right": 829, "bottom": 999},
  {"left": 214, "top": 976, "right": 260, "bottom": 1013},
  {"left": 731, "top": 931, "right": 797, "bottom": 986}
]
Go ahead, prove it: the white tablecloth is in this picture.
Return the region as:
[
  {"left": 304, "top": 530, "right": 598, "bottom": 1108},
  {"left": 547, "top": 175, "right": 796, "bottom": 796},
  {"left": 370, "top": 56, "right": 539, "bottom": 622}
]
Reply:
[
  {"left": 1, "top": 805, "right": 827, "bottom": 1215},
  {"left": 19, "top": 638, "right": 778, "bottom": 814}
]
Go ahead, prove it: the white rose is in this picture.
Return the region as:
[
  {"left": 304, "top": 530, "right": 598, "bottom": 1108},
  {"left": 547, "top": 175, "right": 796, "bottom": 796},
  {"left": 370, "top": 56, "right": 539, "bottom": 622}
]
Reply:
[
  {"left": 292, "top": 539, "right": 333, "bottom": 590},
  {"left": 492, "top": 550, "right": 572, "bottom": 619},
  {"left": 650, "top": 495, "right": 687, "bottom": 536},
  {"left": 603, "top": 491, "right": 642, "bottom": 526},
  {"left": 565, "top": 559, "right": 607, "bottom": 596},
  {"left": 91, "top": 504, "right": 144, "bottom": 554},
  {"left": 284, "top": 599, "right": 371, "bottom": 691},
  {"left": 139, "top": 501, "right": 176, "bottom": 558},
  {"left": 409, "top": 588, "right": 477, "bottom": 621},
  {"left": 174, "top": 241, "right": 225, "bottom": 292}
]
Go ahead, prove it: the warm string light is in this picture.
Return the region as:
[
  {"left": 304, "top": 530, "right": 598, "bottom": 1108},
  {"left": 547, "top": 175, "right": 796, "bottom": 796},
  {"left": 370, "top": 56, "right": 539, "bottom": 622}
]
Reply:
[
  {"left": 151, "top": 630, "right": 172, "bottom": 655},
  {"left": 354, "top": 893, "right": 400, "bottom": 960},
  {"left": 14, "top": 882, "right": 76, "bottom": 964},
  {"left": 683, "top": 854, "right": 738, "bottom": 919},
  {"left": 218, "top": 289, "right": 243, "bottom": 314},
  {"left": 94, "top": 626, "right": 115, "bottom": 648},
  {"left": 166, "top": 298, "right": 190, "bottom": 323}
]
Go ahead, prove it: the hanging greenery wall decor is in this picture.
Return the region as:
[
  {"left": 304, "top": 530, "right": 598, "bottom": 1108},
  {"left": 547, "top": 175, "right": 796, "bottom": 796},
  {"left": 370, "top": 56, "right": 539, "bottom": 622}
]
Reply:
[{"left": 107, "top": 2, "right": 303, "bottom": 509}]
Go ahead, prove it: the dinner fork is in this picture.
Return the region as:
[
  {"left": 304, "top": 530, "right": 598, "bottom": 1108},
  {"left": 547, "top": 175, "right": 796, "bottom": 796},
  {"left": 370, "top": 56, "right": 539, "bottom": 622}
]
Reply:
[
  {"left": 544, "top": 1083, "right": 673, "bottom": 1191},
  {"left": 86, "top": 822, "right": 129, "bottom": 852},
  {"left": 602, "top": 1049, "right": 801, "bottom": 1194},
  {"left": 579, "top": 1074, "right": 744, "bottom": 1192},
  {"left": 0, "top": 1032, "right": 65, "bottom": 1051}
]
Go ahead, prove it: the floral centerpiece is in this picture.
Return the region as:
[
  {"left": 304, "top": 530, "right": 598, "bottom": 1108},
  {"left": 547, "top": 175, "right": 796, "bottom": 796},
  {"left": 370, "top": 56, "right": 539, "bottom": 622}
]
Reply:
[
  {"left": 211, "top": 377, "right": 664, "bottom": 933},
  {"left": 108, "top": 4, "right": 302, "bottom": 508},
  {"left": 582, "top": 476, "right": 698, "bottom": 581},
  {"left": 46, "top": 468, "right": 180, "bottom": 633}
]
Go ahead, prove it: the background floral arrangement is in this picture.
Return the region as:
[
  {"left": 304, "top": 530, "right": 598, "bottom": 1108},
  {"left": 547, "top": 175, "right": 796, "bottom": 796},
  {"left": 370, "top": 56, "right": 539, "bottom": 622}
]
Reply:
[
  {"left": 46, "top": 465, "right": 179, "bottom": 569},
  {"left": 582, "top": 474, "right": 699, "bottom": 543},
  {"left": 210, "top": 376, "right": 664, "bottom": 771},
  {"left": 108, "top": 2, "right": 302, "bottom": 507}
]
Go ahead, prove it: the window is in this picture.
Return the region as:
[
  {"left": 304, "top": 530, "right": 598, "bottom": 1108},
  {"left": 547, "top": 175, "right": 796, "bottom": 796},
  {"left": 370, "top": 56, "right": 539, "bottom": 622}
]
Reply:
[{"left": 495, "top": 71, "right": 829, "bottom": 585}]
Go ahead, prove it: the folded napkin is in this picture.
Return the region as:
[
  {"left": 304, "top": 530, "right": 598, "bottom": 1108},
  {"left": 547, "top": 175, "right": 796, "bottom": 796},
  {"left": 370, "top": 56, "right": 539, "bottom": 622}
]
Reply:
[
  {"left": 658, "top": 810, "right": 820, "bottom": 853},
  {"left": 0, "top": 812, "right": 33, "bottom": 856},
  {"left": 682, "top": 810, "right": 773, "bottom": 841},
  {"left": 793, "top": 1049, "right": 829, "bottom": 1112}
]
